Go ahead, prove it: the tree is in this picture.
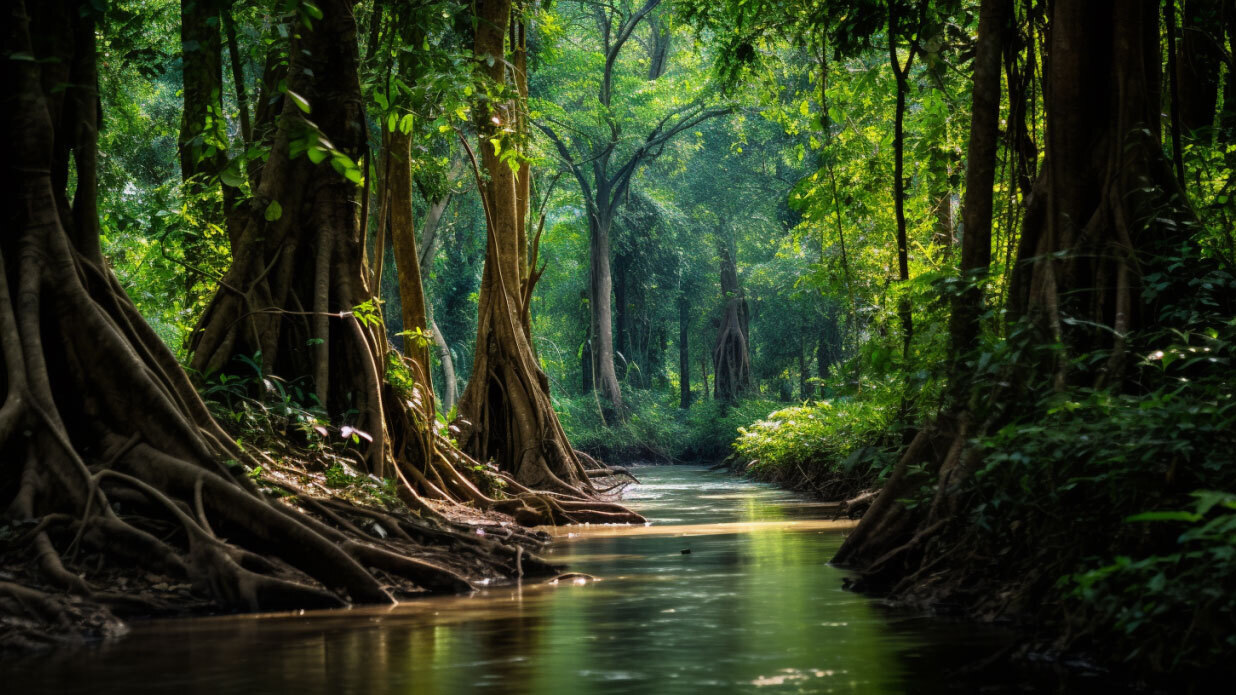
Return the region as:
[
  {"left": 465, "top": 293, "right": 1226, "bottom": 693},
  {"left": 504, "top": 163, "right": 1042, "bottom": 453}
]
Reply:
[
  {"left": 835, "top": 0, "right": 1195, "bottom": 592},
  {"left": 455, "top": 0, "right": 642, "bottom": 519},
  {"left": 534, "top": 0, "right": 730, "bottom": 415},
  {"left": 187, "top": 0, "right": 393, "bottom": 474},
  {"left": 178, "top": 0, "right": 233, "bottom": 303},
  {"left": 712, "top": 232, "right": 753, "bottom": 402},
  {"left": 0, "top": 0, "right": 540, "bottom": 636}
]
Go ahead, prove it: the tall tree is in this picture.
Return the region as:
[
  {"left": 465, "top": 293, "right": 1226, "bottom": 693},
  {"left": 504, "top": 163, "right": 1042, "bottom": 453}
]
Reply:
[
  {"left": 836, "top": 0, "right": 1193, "bottom": 592},
  {"left": 712, "top": 233, "right": 753, "bottom": 402},
  {"left": 178, "top": 0, "right": 232, "bottom": 301},
  {"left": 456, "top": 0, "right": 642, "bottom": 518},
  {"left": 535, "top": 0, "right": 729, "bottom": 414},
  {"left": 0, "top": 0, "right": 512, "bottom": 630},
  {"left": 183, "top": 0, "right": 578, "bottom": 521},
  {"left": 886, "top": 0, "right": 919, "bottom": 360}
]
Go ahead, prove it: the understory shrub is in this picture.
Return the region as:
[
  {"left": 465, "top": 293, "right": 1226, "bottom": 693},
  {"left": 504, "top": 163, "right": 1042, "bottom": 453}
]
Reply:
[{"left": 732, "top": 375, "right": 904, "bottom": 499}]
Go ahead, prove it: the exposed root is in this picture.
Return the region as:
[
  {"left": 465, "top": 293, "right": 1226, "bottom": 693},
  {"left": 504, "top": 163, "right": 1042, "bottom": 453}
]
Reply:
[{"left": 0, "top": 0, "right": 564, "bottom": 654}]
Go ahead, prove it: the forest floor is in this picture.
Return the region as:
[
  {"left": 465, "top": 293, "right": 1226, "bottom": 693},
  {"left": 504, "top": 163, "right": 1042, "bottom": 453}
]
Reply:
[{"left": 0, "top": 448, "right": 568, "bottom": 656}]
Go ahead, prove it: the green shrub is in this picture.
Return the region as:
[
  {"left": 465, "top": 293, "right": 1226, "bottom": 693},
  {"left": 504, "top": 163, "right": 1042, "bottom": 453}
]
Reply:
[{"left": 732, "top": 378, "right": 902, "bottom": 498}]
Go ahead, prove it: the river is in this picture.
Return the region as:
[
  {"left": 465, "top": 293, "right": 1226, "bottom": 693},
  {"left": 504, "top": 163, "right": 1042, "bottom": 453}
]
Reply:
[{"left": 6, "top": 465, "right": 1118, "bottom": 693}]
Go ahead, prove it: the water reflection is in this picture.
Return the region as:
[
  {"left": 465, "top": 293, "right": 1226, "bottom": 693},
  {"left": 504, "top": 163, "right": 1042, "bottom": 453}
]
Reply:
[{"left": 4, "top": 466, "right": 1116, "bottom": 694}]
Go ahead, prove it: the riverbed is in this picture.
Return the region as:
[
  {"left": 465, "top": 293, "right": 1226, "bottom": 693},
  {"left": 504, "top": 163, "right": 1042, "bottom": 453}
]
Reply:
[{"left": 5, "top": 465, "right": 1117, "bottom": 693}]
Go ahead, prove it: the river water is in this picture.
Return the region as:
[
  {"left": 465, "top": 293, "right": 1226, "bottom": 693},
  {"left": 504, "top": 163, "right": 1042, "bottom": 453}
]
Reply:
[{"left": 7, "top": 465, "right": 1115, "bottom": 694}]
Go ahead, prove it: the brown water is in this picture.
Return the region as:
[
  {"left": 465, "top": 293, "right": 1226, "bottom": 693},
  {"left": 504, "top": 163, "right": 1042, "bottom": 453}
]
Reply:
[{"left": 4, "top": 465, "right": 1114, "bottom": 694}]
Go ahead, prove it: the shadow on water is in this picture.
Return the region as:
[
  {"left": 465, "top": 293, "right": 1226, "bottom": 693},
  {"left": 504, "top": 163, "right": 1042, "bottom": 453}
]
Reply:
[{"left": 4, "top": 466, "right": 1126, "bottom": 694}]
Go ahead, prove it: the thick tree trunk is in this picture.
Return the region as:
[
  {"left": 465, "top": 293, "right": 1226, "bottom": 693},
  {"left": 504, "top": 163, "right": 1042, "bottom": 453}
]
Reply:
[
  {"left": 0, "top": 0, "right": 528, "bottom": 635},
  {"left": 184, "top": 0, "right": 505, "bottom": 518},
  {"left": 188, "top": 0, "right": 390, "bottom": 469},
  {"left": 386, "top": 126, "right": 434, "bottom": 390},
  {"left": 712, "top": 238, "right": 752, "bottom": 403},
  {"left": 455, "top": 1, "right": 640, "bottom": 519},
  {"left": 836, "top": 0, "right": 1185, "bottom": 588},
  {"left": 947, "top": 0, "right": 1009, "bottom": 377}
]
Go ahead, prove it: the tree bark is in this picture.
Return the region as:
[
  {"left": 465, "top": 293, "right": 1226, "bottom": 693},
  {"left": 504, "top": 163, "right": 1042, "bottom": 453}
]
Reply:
[
  {"left": 712, "top": 236, "right": 752, "bottom": 403},
  {"left": 179, "top": 0, "right": 231, "bottom": 299},
  {"left": 836, "top": 0, "right": 1187, "bottom": 586},
  {"left": 418, "top": 195, "right": 457, "bottom": 412},
  {"left": 646, "top": 8, "right": 672, "bottom": 80},
  {"left": 386, "top": 127, "right": 432, "bottom": 386},
  {"left": 188, "top": 0, "right": 389, "bottom": 469},
  {"left": 456, "top": 0, "right": 639, "bottom": 514},
  {"left": 678, "top": 294, "right": 691, "bottom": 408},
  {"left": 887, "top": 0, "right": 916, "bottom": 361},
  {"left": 947, "top": 0, "right": 1009, "bottom": 378},
  {"left": 589, "top": 214, "right": 624, "bottom": 412},
  {"left": 0, "top": 0, "right": 520, "bottom": 631}
]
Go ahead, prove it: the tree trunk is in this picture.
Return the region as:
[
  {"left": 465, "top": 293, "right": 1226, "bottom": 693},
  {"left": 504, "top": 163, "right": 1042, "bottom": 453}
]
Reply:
[
  {"left": 614, "top": 247, "right": 629, "bottom": 381},
  {"left": 179, "top": 0, "right": 232, "bottom": 300},
  {"left": 188, "top": 0, "right": 390, "bottom": 470},
  {"left": 712, "top": 237, "right": 752, "bottom": 403},
  {"left": 947, "top": 0, "right": 1009, "bottom": 379},
  {"left": 455, "top": 1, "right": 640, "bottom": 518},
  {"left": 1177, "top": 0, "right": 1223, "bottom": 134},
  {"left": 1220, "top": 1, "right": 1236, "bottom": 140},
  {"left": 222, "top": 6, "right": 252, "bottom": 148},
  {"left": 418, "top": 196, "right": 458, "bottom": 413},
  {"left": 700, "top": 355, "right": 710, "bottom": 400},
  {"left": 0, "top": 0, "right": 520, "bottom": 633},
  {"left": 836, "top": 0, "right": 1187, "bottom": 588},
  {"left": 798, "top": 340, "right": 812, "bottom": 400},
  {"left": 646, "top": 10, "right": 672, "bottom": 80},
  {"left": 589, "top": 214, "right": 624, "bottom": 413},
  {"left": 888, "top": 0, "right": 916, "bottom": 360},
  {"left": 184, "top": 0, "right": 509, "bottom": 518},
  {"left": 678, "top": 294, "right": 691, "bottom": 408},
  {"left": 580, "top": 290, "right": 593, "bottom": 393},
  {"left": 385, "top": 127, "right": 433, "bottom": 390}
]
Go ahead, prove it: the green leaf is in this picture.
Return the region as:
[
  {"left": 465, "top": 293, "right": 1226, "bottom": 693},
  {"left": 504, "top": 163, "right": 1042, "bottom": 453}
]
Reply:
[
  {"left": 307, "top": 146, "right": 328, "bottom": 164},
  {"left": 220, "top": 168, "right": 245, "bottom": 188},
  {"left": 399, "top": 114, "right": 415, "bottom": 135},
  {"left": 264, "top": 200, "right": 283, "bottom": 221},
  {"left": 287, "top": 90, "right": 311, "bottom": 114},
  {"left": 1125, "top": 511, "right": 1201, "bottom": 523}
]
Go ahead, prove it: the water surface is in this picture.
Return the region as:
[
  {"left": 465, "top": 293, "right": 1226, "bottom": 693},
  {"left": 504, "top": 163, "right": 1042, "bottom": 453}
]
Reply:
[{"left": 4, "top": 465, "right": 1112, "bottom": 694}]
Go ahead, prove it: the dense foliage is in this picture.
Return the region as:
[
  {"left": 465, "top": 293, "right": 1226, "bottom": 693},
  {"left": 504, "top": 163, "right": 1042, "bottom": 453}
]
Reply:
[{"left": 34, "top": 0, "right": 1236, "bottom": 678}]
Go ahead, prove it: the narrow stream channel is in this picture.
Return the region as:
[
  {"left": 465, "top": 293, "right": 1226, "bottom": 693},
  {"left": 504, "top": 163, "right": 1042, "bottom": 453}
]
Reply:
[{"left": 7, "top": 465, "right": 1117, "bottom": 693}]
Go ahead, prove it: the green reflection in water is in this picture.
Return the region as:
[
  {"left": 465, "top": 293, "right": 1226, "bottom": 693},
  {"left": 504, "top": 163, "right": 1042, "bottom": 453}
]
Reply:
[{"left": 5, "top": 466, "right": 1090, "bottom": 695}]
